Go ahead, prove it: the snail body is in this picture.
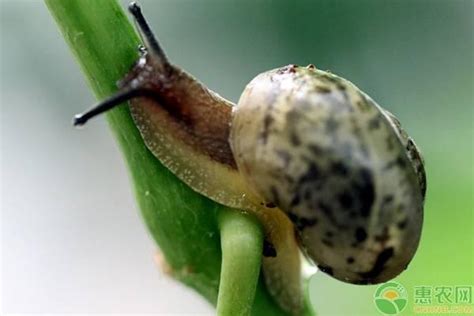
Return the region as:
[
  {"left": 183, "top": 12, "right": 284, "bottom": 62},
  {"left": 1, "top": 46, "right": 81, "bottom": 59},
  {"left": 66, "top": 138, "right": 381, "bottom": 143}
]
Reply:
[
  {"left": 75, "top": 2, "right": 426, "bottom": 312},
  {"left": 119, "top": 55, "right": 260, "bottom": 211}
]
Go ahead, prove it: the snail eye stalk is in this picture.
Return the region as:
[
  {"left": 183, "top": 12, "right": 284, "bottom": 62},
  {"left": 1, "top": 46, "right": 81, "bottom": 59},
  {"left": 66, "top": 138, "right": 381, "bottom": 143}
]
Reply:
[
  {"left": 73, "top": 88, "right": 150, "bottom": 126},
  {"left": 74, "top": 2, "right": 171, "bottom": 127},
  {"left": 128, "top": 2, "right": 169, "bottom": 67}
]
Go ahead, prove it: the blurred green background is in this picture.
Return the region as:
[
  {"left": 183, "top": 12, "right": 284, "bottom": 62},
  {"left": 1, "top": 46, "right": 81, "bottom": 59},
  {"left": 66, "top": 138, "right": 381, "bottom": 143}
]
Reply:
[{"left": 1, "top": 0, "right": 472, "bottom": 315}]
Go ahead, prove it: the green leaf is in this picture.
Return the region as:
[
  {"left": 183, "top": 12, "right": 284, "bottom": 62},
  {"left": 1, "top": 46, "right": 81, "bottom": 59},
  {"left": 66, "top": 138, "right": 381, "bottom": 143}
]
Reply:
[{"left": 44, "top": 0, "right": 315, "bottom": 315}]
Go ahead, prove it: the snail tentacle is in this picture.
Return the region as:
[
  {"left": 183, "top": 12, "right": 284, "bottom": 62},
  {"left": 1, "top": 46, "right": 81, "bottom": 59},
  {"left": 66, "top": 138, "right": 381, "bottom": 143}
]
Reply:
[
  {"left": 73, "top": 88, "right": 152, "bottom": 126},
  {"left": 128, "top": 2, "right": 169, "bottom": 69}
]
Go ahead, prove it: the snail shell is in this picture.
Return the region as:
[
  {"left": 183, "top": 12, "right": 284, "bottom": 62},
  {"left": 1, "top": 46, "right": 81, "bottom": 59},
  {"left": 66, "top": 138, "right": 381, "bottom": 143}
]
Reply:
[{"left": 230, "top": 64, "right": 425, "bottom": 284}]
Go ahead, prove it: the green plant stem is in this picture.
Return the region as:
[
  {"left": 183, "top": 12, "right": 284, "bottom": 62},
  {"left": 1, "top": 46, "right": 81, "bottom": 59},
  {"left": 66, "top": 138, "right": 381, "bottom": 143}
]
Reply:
[
  {"left": 44, "top": 0, "right": 315, "bottom": 315},
  {"left": 217, "top": 209, "right": 263, "bottom": 316}
]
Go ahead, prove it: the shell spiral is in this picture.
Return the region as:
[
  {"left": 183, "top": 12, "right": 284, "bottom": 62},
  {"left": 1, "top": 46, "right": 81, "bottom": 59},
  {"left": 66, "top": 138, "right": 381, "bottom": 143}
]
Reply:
[{"left": 230, "top": 65, "right": 425, "bottom": 284}]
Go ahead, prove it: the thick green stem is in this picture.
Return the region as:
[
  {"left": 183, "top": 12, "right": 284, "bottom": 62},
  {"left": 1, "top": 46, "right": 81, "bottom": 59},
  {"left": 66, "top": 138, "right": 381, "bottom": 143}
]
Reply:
[
  {"left": 217, "top": 209, "right": 263, "bottom": 316},
  {"left": 44, "top": 0, "right": 315, "bottom": 315}
]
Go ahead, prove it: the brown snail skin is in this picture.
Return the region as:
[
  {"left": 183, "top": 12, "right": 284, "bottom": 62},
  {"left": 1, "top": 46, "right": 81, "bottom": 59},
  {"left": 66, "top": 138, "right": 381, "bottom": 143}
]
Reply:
[{"left": 75, "top": 2, "right": 426, "bottom": 313}]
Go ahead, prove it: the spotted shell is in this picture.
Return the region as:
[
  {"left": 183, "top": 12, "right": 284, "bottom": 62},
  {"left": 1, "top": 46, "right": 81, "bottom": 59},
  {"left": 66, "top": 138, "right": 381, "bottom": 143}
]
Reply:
[{"left": 230, "top": 64, "right": 425, "bottom": 284}]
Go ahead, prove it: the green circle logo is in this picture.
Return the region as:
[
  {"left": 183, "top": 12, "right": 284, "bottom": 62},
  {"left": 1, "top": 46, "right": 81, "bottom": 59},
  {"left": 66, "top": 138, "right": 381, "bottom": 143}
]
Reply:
[{"left": 374, "top": 282, "right": 408, "bottom": 315}]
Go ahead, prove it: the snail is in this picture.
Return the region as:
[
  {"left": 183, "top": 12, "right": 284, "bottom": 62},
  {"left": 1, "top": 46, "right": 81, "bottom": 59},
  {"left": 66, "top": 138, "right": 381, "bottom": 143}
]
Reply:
[{"left": 75, "top": 1, "right": 426, "bottom": 312}]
